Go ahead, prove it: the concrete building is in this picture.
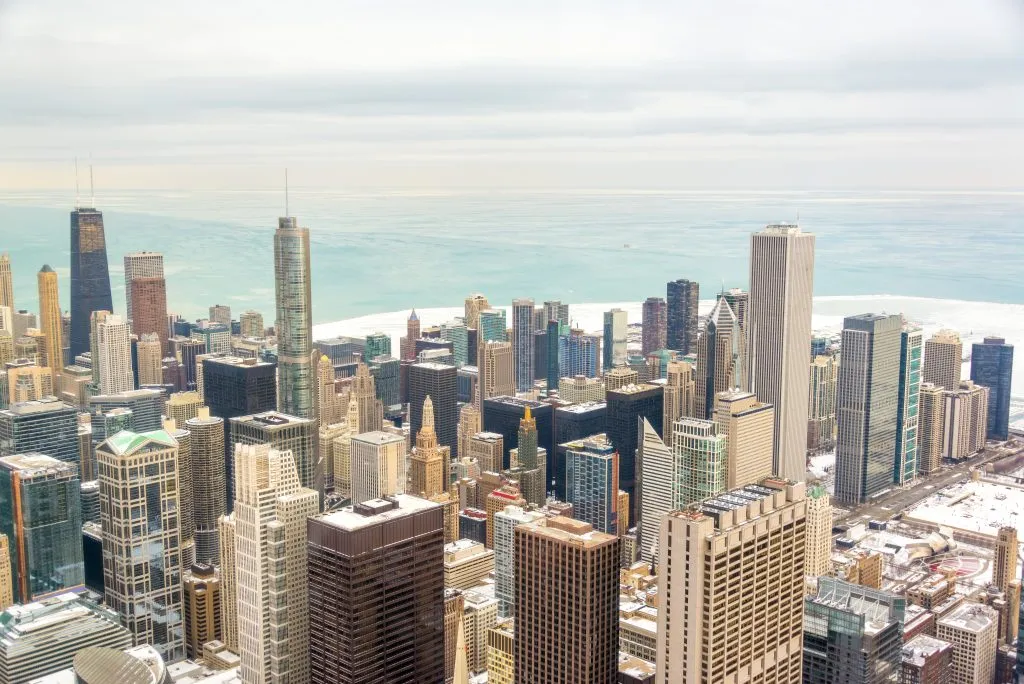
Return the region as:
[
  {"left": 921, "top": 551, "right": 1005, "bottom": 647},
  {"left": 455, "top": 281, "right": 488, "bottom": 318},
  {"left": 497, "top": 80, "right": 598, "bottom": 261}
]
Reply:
[
  {"left": 5, "top": 364, "right": 54, "bottom": 404},
  {"left": 462, "top": 589, "right": 499, "bottom": 675},
  {"left": 558, "top": 329, "right": 600, "bottom": 379},
  {"left": 94, "top": 314, "right": 133, "bottom": 395},
  {"left": 641, "top": 297, "right": 666, "bottom": 356},
  {"left": 216, "top": 515, "right": 238, "bottom": 654},
  {"left": 487, "top": 620, "right": 515, "bottom": 684},
  {"left": 350, "top": 430, "right": 406, "bottom": 505},
  {"left": 486, "top": 485, "right": 526, "bottom": 550},
  {"left": 657, "top": 479, "right": 807, "bottom": 684},
  {"left": 666, "top": 279, "right": 699, "bottom": 355},
  {"left": 97, "top": 430, "right": 185, "bottom": 662},
  {"left": 662, "top": 361, "right": 696, "bottom": 447},
  {"left": 672, "top": 417, "right": 727, "bottom": 507},
  {"left": 565, "top": 434, "right": 620, "bottom": 534},
  {"left": 464, "top": 294, "right": 490, "bottom": 330},
  {"left": 238, "top": 310, "right": 264, "bottom": 338},
  {"left": 935, "top": 603, "right": 997, "bottom": 684},
  {"left": 493, "top": 505, "right": 545, "bottom": 618},
  {"left": 994, "top": 526, "right": 1018, "bottom": 594},
  {"left": 714, "top": 389, "right": 774, "bottom": 490},
  {"left": 347, "top": 362, "right": 384, "bottom": 433},
  {"left": 234, "top": 444, "right": 318, "bottom": 683},
  {"left": 808, "top": 352, "right": 839, "bottom": 452},
  {"left": 803, "top": 578, "right": 904, "bottom": 683},
  {"left": 0, "top": 254, "right": 11, "bottom": 312},
  {"left": 469, "top": 432, "right": 504, "bottom": 474},
  {"left": 0, "top": 592, "right": 132, "bottom": 683},
  {"left": 167, "top": 391, "right": 204, "bottom": 426},
  {"left": 695, "top": 297, "right": 743, "bottom": 419},
  {"left": 410, "top": 395, "right": 449, "bottom": 499},
  {"left": 558, "top": 375, "right": 604, "bottom": 403},
  {"left": 137, "top": 333, "right": 163, "bottom": 386},
  {"left": 805, "top": 484, "right": 834, "bottom": 578},
  {"left": 924, "top": 330, "right": 963, "bottom": 391},
  {"left": 130, "top": 276, "right": 169, "bottom": 355},
  {"left": 515, "top": 517, "right": 620, "bottom": 684},
  {"left": 186, "top": 416, "right": 226, "bottom": 564},
  {"left": 69, "top": 207, "right": 114, "bottom": 358},
  {"left": 123, "top": 252, "right": 164, "bottom": 325},
  {"left": 636, "top": 418, "right": 671, "bottom": 564},
  {"left": 0, "top": 534, "right": 11, "bottom": 611},
  {"left": 274, "top": 216, "right": 314, "bottom": 419},
  {"left": 900, "top": 634, "right": 953, "bottom": 684},
  {"left": 918, "top": 383, "right": 945, "bottom": 475},
  {"left": 478, "top": 341, "right": 515, "bottom": 413},
  {"left": 971, "top": 336, "right": 1014, "bottom": 441},
  {"left": 895, "top": 325, "right": 923, "bottom": 485},
  {"left": 183, "top": 564, "right": 222, "bottom": 660},
  {"left": 0, "top": 454, "right": 83, "bottom": 604},
  {"left": 444, "top": 539, "right": 495, "bottom": 590},
  {"left": 834, "top": 314, "right": 902, "bottom": 505},
  {"left": 508, "top": 405, "right": 545, "bottom": 506},
  {"left": 941, "top": 380, "right": 989, "bottom": 460},
  {"left": 36, "top": 265, "right": 63, "bottom": 373},
  {"left": 603, "top": 308, "right": 628, "bottom": 370},
  {"left": 746, "top": 224, "right": 815, "bottom": 482},
  {"left": 307, "top": 495, "right": 445, "bottom": 684}
]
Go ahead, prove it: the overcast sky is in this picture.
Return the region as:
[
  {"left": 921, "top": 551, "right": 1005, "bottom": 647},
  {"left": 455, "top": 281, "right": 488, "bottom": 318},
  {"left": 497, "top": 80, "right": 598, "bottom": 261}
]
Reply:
[{"left": 1, "top": 0, "right": 1022, "bottom": 190}]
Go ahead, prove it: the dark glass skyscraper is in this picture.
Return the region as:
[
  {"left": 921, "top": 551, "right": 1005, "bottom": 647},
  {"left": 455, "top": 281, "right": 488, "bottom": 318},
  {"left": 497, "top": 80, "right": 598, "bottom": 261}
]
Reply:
[
  {"left": 605, "top": 383, "right": 663, "bottom": 516},
  {"left": 666, "top": 278, "right": 699, "bottom": 354},
  {"left": 70, "top": 208, "right": 114, "bottom": 357},
  {"left": 409, "top": 362, "right": 458, "bottom": 457},
  {"left": 546, "top": 319, "right": 560, "bottom": 394},
  {"left": 274, "top": 217, "right": 314, "bottom": 419},
  {"left": 971, "top": 336, "right": 1014, "bottom": 441}
]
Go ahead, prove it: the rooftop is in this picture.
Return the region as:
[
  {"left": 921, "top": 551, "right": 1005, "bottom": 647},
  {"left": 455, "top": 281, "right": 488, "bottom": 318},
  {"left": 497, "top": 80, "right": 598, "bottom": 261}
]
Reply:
[
  {"left": 0, "top": 591, "right": 121, "bottom": 640},
  {"left": 100, "top": 429, "right": 177, "bottom": 456},
  {"left": 204, "top": 355, "right": 272, "bottom": 368},
  {"left": 412, "top": 361, "right": 455, "bottom": 371},
  {"left": 351, "top": 430, "right": 405, "bottom": 446},
  {"left": 937, "top": 603, "right": 996, "bottom": 633},
  {"left": 607, "top": 383, "right": 661, "bottom": 396},
  {"left": 557, "top": 401, "right": 607, "bottom": 414},
  {"left": 901, "top": 635, "right": 953, "bottom": 667},
  {"left": 232, "top": 411, "right": 314, "bottom": 428},
  {"left": 2, "top": 397, "right": 73, "bottom": 416},
  {"left": 520, "top": 516, "right": 617, "bottom": 548},
  {"left": 0, "top": 452, "right": 76, "bottom": 476},
  {"left": 905, "top": 480, "right": 1024, "bottom": 540},
  {"left": 314, "top": 494, "right": 439, "bottom": 532},
  {"left": 484, "top": 395, "right": 546, "bottom": 409}
]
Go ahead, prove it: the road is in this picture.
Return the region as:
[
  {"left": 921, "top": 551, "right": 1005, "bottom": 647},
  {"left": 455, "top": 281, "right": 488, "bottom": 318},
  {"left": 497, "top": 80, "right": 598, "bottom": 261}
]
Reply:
[{"left": 835, "top": 439, "right": 1024, "bottom": 526}]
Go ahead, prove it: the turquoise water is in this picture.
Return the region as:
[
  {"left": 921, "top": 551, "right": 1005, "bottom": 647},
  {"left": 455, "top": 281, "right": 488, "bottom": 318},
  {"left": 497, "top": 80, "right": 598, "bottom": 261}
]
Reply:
[{"left": 1, "top": 190, "right": 1021, "bottom": 322}]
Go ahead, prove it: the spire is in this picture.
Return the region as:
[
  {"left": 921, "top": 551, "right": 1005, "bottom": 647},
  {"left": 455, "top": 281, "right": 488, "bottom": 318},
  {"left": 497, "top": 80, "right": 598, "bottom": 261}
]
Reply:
[
  {"left": 452, "top": 616, "right": 469, "bottom": 684},
  {"left": 409, "top": 308, "right": 419, "bottom": 322},
  {"left": 422, "top": 395, "right": 435, "bottom": 433},
  {"left": 524, "top": 404, "right": 532, "bottom": 422}
]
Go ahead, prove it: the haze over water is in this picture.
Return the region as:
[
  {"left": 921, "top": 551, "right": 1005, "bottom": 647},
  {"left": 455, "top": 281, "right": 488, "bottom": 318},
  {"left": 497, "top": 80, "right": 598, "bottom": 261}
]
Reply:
[{"left": 2, "top": 189, "right": 1022, "bottom": 322}]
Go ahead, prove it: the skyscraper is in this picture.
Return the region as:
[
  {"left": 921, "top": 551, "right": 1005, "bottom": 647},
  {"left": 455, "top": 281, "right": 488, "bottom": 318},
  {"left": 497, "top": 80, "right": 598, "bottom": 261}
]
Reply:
[
  {"left": 185, "top": 415, "right": 226, "bottom": 564},
  {"left": 512, "top": 298, "right": 535, "bottom": 392},
  {"left": 808, "top": 352, "right": 839, "bottom": 452},
  {"left": 0, "top": 534, "right": 11, "bottom": 611},
  {"left": 401, "top": 308, "right": 421, "bottom": 360},
  {"left": 464, "top": 294, "right": 490, "bottom": 329},
  {"left": 410, "top": 361, "right": 458, "bottom": 456},
  {"left": 37, "top": 265, "right": 63, "bottom": 372},
  {"left": 605, "top": 383, "right": 663, "bottom": 512},
  {"left": 666, "top": 279, "right": 699, "bottom": 354},
  {"left": 636, "top": 418, "right": 671, "bottom": 563},
  {"left": 917, "top": 383, "right": 944, "bottom": 475},
  {"left": 514, "top": 517, "right": 620, "bottom": 684},
  {"left": 994, "top": 526, "right": 1017, "bottom": 593},
  {"left": 0, "top": 254, "right": 12, "bottom": 312},
  {"left": 971, "top": 336, "right": 1014, "bottom": 441},
  {"left": 718, "top": 287, "right": 749, "bottom": 339},
  {"left": 941, "top": 380, "right": 989, "bottom": 460},
  {"left": 546, "top": 319, "right": 560, "bottom": 393},
  {"left": 0, "top": 453, "right": 83, "bottom": 603},
  {"left": 657, "top": 479, "right": 806, "bottom": 684},
  {"left": 479, "top": 308, "right": 507, "bottom": 344},
  {"left": 834, "top": 314, "right": 902, "bottom": 505},
  {"left": 230, "top": 411, "right": 318, "bottom": 496},
  {"left": 564, "top": 434, "right": 620, "bottom": 534},
  {"left": 216, "top": 515, "right": 238, "bottom": 653},
  {"left": 350, "top": 431, "right": 406, "bottom": 504},
  {"left": 493, "top": 504, "right": 545, "bottom": 618},
  {"left": 307, "top": 495, "right": 445, "bottom": 684},
  {"left": 672, "top": 418, "right": 727, "bottom": 506},
  {"left": 316, "top": 354, "right": 342, "bottom": 426},
  {"left": 747, "top": 223, "right": 815, "bottom": 482},
  {"left": 641, "top": 297, "right": 667, "bottom": 355},
  {"left": 895, "top": 324, "right": 923, "bottom": 485},
  {"left": 130, "top": 276, "right": 169, "bottom": 354},
  {"left": 511, "top": 405, "right": 545, "bottom": 505},
  {"left": 805, "top": 484, "right": 834, "bottom": 577},
  {"left": 410, "top": 396, "right": 448, "bottom": 498},
  {"left": 274, "top": 216, "right": 314, "bottom": 419},
  {"left": 935, "top": 604, "right": 997, "bottom": 684},
  {"left": 0, "top": 397, "right": 79, "bottom": 464},
  {"left": 603, "top": 308, "right": 627, "bottom": 370},
  {"left": 69, "top": 207, "right": 114, "bottom": 358},
  {"left": 97, "top": 430, "right": 185, "bottom": 662},
  {"left": 136, "top": 334, "right": 163, "bottom": 386},
  {"left": 233, "top": 444, "right": 318, "bottom": 683},
  {"left": 923, "top": 330, "right": 962, "bottom": 391},
  {"left": 662, "top": 361, "right": 696, "bottom": 447},
  {"left": 208, "top": 304, "right": 231, "bottom": 326},
  {"left": 695, "top": 296, "right": 743, "bottom": 419},
  {"left": 95, "top": 314, "right": 133, "bottom": 395},
  {"left": 714, "top": 389, "right": 775, "bottom": 489},
  {"left": 364, "top": 331, "right": 391, "bottom": 361},
  {"left": 182, "top": 563, "right": 222, "bottom": 660},
  {"left": 238, "top": 310, "right": 264, "bottom": 338},
  {"left": 558, "top": 328, "right": 600, "bottom": 378},
  {"left": 123, "top": 252, "right": 164, "bottom": 326},
  {"left": 349, "top": 362, "right": 384, "bottom": 433}
]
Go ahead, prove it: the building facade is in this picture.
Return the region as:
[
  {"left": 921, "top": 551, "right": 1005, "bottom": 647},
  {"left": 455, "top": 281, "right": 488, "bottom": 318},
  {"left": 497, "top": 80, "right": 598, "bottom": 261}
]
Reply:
[
  {"left": 641, "top": 297, "right": 667, "bottom": 356},
  {"left": 666, "top": 279, "right": 699, "bottom": 355},
  {"left": 565, "top": 434, "right": 620, "bottom": 534},
  {"left": 923, "top": 330, "right": 962, "bottom": 391},
  {"left": 672, "top": 418, "right": 727, "bottom": 507},
  {"left": 971, "top": 336, "right": 1014, "bottom": 441},
  {"left": 603, "top": 308, "right": 628, "bottom": 370},
  {"left": 512, "top": 298, "right": 535, "bottom": 392},
  {"left": 274, "top": 216, "right": 314, "bottom": 419},
  {"left": 69, "top": 208, "right": 114, "bottom": 358}
]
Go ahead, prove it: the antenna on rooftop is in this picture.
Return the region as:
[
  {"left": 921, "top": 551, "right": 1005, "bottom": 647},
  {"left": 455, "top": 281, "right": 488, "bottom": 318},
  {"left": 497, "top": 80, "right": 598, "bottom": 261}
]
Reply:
[
  {"left": 74, "top": 158, "right": 80, "bottom": 209},
  {"left": 285, "top": 168, "right": 289, "bottom": 217},
  {"left": 89, "top": 154, "right": 95, "bottom": 208}
]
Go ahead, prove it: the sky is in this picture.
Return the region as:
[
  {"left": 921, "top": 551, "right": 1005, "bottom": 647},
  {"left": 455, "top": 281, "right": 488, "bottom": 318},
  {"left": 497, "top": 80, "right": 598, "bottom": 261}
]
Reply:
[{"left": 0, "top": 0, "right": 1022, "bottom": 190}]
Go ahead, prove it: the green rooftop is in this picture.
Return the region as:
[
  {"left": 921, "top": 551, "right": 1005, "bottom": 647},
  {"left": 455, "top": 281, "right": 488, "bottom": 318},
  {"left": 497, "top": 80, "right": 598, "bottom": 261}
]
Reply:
[{"left": 103, "top": 429, "right": 177, "bottom": 456}]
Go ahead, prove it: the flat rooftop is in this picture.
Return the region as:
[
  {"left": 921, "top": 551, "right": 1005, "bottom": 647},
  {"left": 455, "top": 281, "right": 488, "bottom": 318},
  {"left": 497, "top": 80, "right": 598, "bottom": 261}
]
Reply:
[
  {"left": 521, "top": 516, "right": 617, "bottom": 548},
  {"left": 902, "top": 634, "right": 952, "bottom": 667},
  {"left": 0, "top": 452, "right": 75, "bottom": 475},
  {"left": 557, "top": 401, "right": 606, "bottom": 414},
  {"left": 937, "top": 603, "right": 996, "bottom": 633},
  {"left": 905, "top": 480, "right": 1024, "bottom": 540},
  {"left": 232, "top": 411, "right": 314, "bottom": 427},
  {"left": 351, "top": 430, "right": 405, "bottom": 446},
  {"left": 314, "top": 494, "right": 439, "bottom": 532}
]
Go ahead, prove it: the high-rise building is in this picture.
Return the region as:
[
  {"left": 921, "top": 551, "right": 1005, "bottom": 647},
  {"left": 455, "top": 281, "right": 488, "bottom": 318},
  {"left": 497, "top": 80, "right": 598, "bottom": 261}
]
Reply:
[
  {"left": 367, "top": 355, "right": 400, "bottom": 409},
  {"left": 488, "top": 620, "right": 515, "bottom": 684},
  {"left": 203, "top": 355, "right": 277, "bottom": 424},
  {"left": 440, "top": 319, "right": 469, "bottom": 367},
  {"left": 410, "top": 396, "right": 448, "bottom": 498},
  {"left": 350, "top": 431, "right": 406, "bottom": 504},
  {"left": 464, "top": 294, "right": 490, "bottom": 329},
  {"left": 216, "top": 514, "right": 238, "bottom": 653},
  {"left": 511, "top": 405, "right": 545, "bottom": 506},
  {"left": 493, "top": 505, "right": 545, "bottom": 618},
  {"left": 182, "top": 563, "right": 222, "bottom": 660},
  {"left": 130, "top": 276, "right": 169, "bottom": 354},
  {"left": 695, "top": 297, "right": 743, "bottom": 419},
  {"left": 238, "top": 310, "right": 264, "bottom": 338},
  {"left": 0, "top": 534, "right": 11, "bottom": 611},
  {"left": 230, "top": 411, "right": 319, "bottom": 497},
  {"left": 5, "top": 364, "right": 54, "bottom": 404},
  {"left": 0, "top": 592, "right": 132, "bottom": 683},
  {"left": 479, "top": 341, "right": 515, "bottom": 412},
  {"left": 603, "top": 308, "right": 628, "bottom": 370},
  {"left": 900, "top": 634, "right": 954, "bottom": 684},
  {"left": 11, "top": 310, "right": 35, "bottom": 341},
  {"left": 641, "top": 297, "right": 667, "bottom": 355},
  {"left": 166, "top": 390, "right": 204, "bottom": 426},
  {"left": 444, "top": 539, "right": 495, "bottom": 590},
  {"left": 666, "top": 279, "right": 699, "bottom": 354},
  {"left": 0, "top": 397, "right": 79, "bottom": 464},
  {"left": 802, "top": 578, "right": 903, "bottom": 683},
  {"left": 719, "top": 288, "right": 749, "bottom": 339},
  {"left": 515, "top": 517, "right": 620, "bottom": 684},
  {"left": 88, "top": 389, "right": 163, "bottom": 433},
  {"left": 557, "top": 375, "right": 604, "bottom": 403},
  {"left": 69, "top": 207, "right": 114, "bottom": 358},
  {"left": 307, "top": 495, "right": 445, "bottom": 684},
  {"left": 483, "top": 396, "right": 554, "bottom": 471},
  {"left": 136, "top": 333, "right": 163, "bottom": 386},
  {"left": 935, "top": 604, "right": 997, "bottom": 684},
  {"left": 349, "top": 362, "right": 384, "bottom": 433},
  {"left": 185, "top": 416, "right": 226, "bottom": 564},
  {"left": 656, "top": 479, "right": 807, "bottom": 684},
  {"left": 0, "top": 254, "right": 12, "bottom": 313},
  {"left": 234, "top": 443, "right": 318, "bottom": 683},
  {"left": 479, "top": 308, "right": 507, "bottom": 344},
  {"left": 363, "top": 330, "right": 391, "bottom": 362},
  {"left": 941, "top": 380, "right": 989, "bottom": 460},
  {"left": 804, "top": 484, "right": 834, "bottom": 578},
  {"left": 486, "top": 485, "right": 526, "bottom": 549},
  {"left": 558, "top": 328, "right": 600, "bottom": 379},
  {"left": 672, "top": 418, "right": 727, "bottom": 506},
  {"left": 714, "top": 389, "right": 774, "bottom": 489},
  {"left": 807, "top": 352, "right": 839, "bottom": 452},
  {"left": 191, "top": 323, "right": 230, "bottom": 355},
  {"left": 971, "top": 336, "right": 1014, "bottom": 441},
  {"left": 923, "top": 330, "right": 962, "bottom": 391},
  {"left": 401, "top": 308, "right": 421, "bottom": 360},
  {"left": 636, "top": 418, "right": 671, "bottom": 564},
  {"left": 512, "top": 298, "right": 535, "bottom": 392},
  {"left": 0, "top": 454, "right": 83, "bottom": 603},
  {"left": 36, "top": 265, "right": 64, "bottom": 372},
  {"left": 662, "top": 361, "right": 695, "bottom": 447},
  {"left": 917, "top": 382, "right": 944, "bottom": 475},
  {"left": 95, "top": 314, "right": 133, "bottom": 395},
  {"left": 274, "top": 216, "right": 314, "bottom": 419},
  {"left": 208, "top": 304, "right": 231, "bottom": 326},
  {"left": 834, "top": 314, "right": 902, "bottom": 506},
  {"left": 97, "top": 430, "right": 185, "bottom": 662},
  {"left": 123, "top": 252, "right": 164, "bottom": 325},
  {"left": 410, "top": 362, "right": 458, "bottom": 457},
  {"left": 994, "top": 526, "right": 1018, "bottom": 594},
  {"left": 747, "top": 223, "right": 815, "bottom": 482},
  {"left": 605, "top": 383, "right": 663, "bottom": 512},
  {"left": 565, "top": 434, "right": 620, "bottom": 534},
  {"left": 895, "top": 324, "right": 923, "bottom": 485}
]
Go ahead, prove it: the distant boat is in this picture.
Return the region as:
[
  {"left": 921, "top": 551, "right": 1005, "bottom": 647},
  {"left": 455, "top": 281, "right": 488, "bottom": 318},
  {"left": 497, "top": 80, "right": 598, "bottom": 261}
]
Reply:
[{"left": 624, "top": 243, "right": 631, "bottom": 249}]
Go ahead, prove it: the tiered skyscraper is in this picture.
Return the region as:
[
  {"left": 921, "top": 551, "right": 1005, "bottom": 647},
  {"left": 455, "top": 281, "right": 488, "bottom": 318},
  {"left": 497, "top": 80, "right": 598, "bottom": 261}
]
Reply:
[
  {"left": 70, "top": 206, "right": 114, "bottom": 357},
  {"left": 747, "top": 223, "right": 815, "bottom": 481},
  {"left": 130, "top": 276, "right": 169, "bottom": 355},
  {"left": 695, "top": 296, "right": 742, "bottom": 419},
  {"left": 274, "top": 216, "right": 314, "bottom": 418}
]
